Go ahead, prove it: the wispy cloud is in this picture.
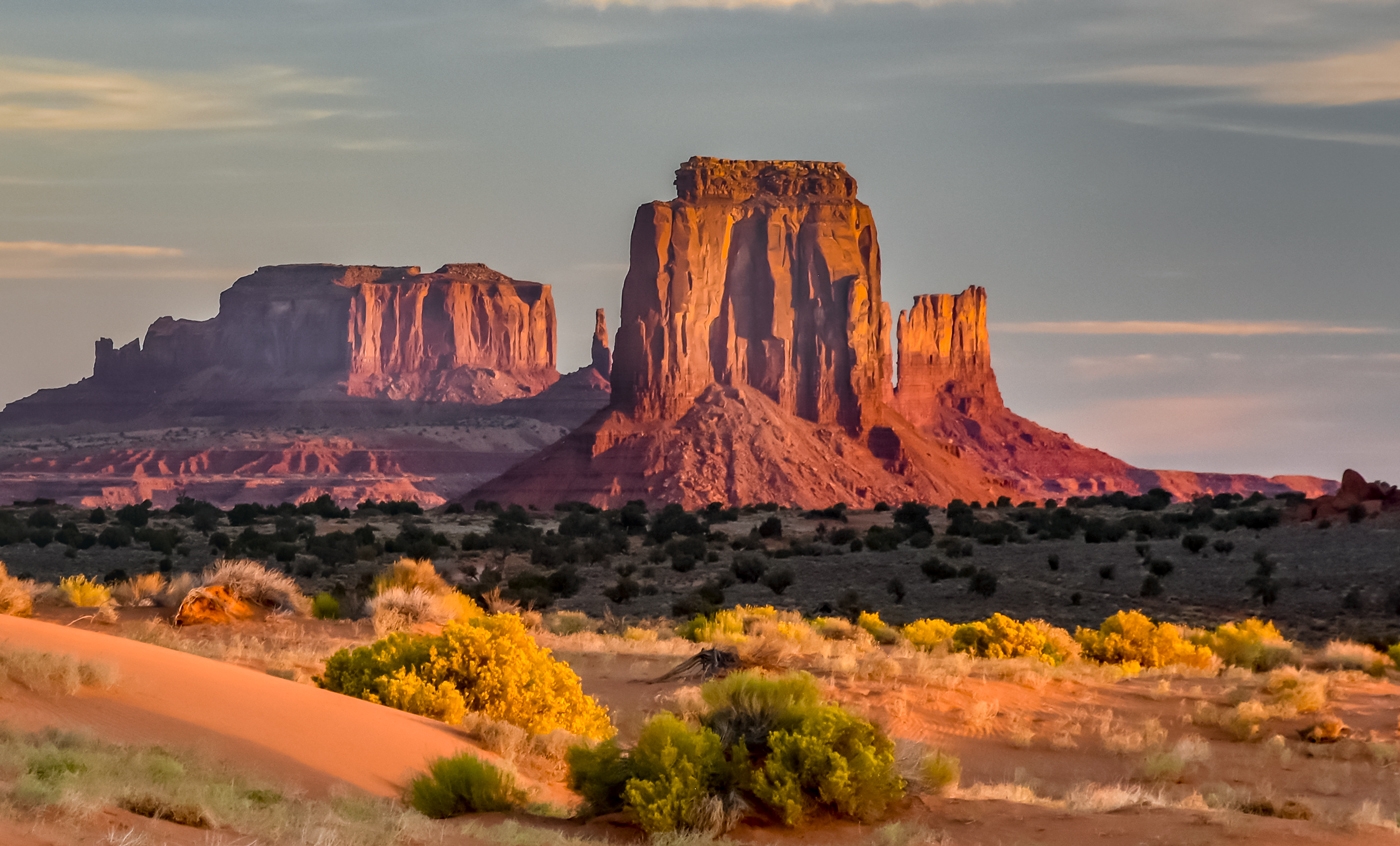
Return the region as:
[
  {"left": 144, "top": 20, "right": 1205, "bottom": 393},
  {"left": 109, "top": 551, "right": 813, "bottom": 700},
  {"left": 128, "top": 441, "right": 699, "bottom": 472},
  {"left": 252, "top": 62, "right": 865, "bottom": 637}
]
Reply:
[
  {"left": 993, "top": 320, "right": 1393, "bottom": 336},
  {"left": 1092, "top": 40, "right": 1400, "bottom": 107},
  {"left": 0, "top": 57, "right": 356, "bottom": 132},
  {"left": 566, "top": 0, "right": 986, "bottom": 8},
  {"left": 0, "top": 241, "right": 182, "bottom": 258}
]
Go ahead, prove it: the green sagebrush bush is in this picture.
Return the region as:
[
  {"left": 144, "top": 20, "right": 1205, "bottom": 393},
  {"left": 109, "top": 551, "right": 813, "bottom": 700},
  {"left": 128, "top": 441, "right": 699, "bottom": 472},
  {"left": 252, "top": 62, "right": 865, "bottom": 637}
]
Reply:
[
  {"left": 408, "top": 753, "right": 526, "bottom": 818},
  {"left": 316, "top": 614, "right": 612, "bottom": 739},
  {"left": 567, "top": 671, "right": 902, "bottom": 834}
]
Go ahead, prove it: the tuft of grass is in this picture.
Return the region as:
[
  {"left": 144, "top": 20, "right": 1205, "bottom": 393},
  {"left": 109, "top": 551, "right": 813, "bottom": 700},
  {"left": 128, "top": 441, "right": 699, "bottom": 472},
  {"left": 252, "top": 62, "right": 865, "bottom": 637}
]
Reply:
[
  {"left": 113, "top": 573, "right": 167, "bottom": 608},
  {"left": 919, "top": 751, "right": 961, "bottom": 795},
  {"left": 59, "top": 574, "right": 112, "bottom": 609},
  {"left": 0, "top": 647, "right": 118, "bottom": 695},
  {"left": 0, "top": 562, "right": 35, "bottom": 617},
  {"left": 200, "top": 559, "right": 310, "bottom": 615},
  {"left": 118, "top": 794, "right": 211, "bottom": 828},
  {"left": 1313, "top": 640, "right": 1388, "bottom": 676},
  {"left": 407, "top": 753, "right": 527, "bottom": 818}
]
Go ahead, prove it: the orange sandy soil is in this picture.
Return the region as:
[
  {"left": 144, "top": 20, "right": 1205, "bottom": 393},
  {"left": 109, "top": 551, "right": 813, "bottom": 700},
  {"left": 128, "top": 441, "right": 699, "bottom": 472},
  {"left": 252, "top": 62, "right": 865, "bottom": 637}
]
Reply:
[{"left": 4, "top": 612, "right": 1400, "bottom": 845}]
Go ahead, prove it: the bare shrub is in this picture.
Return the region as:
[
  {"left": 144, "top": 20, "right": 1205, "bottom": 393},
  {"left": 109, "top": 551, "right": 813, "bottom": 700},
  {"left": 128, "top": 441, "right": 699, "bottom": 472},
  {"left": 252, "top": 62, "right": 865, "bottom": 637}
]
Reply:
[
  {"left": 0, "top": 647, "right": 117, "bottom": 695},
  {"left": 367, "top": 586, "right": 450, "bottom": 635}
]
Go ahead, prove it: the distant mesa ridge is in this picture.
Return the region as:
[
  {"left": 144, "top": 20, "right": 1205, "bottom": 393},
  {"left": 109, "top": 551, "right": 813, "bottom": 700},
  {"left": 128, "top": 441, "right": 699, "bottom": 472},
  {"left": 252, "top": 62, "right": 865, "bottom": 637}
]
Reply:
[
  {"left": 72, "top": 262, "right": 559, "bottom": 407},
  {"left": 0, "top": 158, "right": 1337, "bottom": 508}
]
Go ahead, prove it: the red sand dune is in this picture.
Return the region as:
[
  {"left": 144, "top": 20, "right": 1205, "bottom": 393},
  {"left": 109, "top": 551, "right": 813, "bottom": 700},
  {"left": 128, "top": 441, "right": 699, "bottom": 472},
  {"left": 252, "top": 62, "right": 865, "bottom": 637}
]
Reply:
[{"left": 0, "top": 615, "right": 545, "bottom": 801}]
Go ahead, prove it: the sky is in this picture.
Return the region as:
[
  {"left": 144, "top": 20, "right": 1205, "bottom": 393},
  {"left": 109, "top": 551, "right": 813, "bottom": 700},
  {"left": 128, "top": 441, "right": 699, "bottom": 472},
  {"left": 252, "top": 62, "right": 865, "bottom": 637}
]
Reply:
[{"left": 0, "top": 0, "right": 1397, "bottom": 482}]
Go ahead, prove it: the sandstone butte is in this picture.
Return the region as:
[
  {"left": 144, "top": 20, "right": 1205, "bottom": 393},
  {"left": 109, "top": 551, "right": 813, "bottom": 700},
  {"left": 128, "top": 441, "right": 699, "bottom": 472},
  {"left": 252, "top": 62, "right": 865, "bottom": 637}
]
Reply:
[
  {"left": 15, "top": 262, "right": 560, "bottom": 417},
  {"left": 470, "top": 157, "right": 1334, "bottom": 509}
]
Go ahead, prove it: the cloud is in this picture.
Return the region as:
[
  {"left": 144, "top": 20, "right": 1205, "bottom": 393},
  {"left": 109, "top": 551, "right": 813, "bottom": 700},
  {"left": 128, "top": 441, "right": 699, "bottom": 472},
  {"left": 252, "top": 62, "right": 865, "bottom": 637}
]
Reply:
[
  {"left": 566, "top": 0, "right": 984, "bottom": 8},
  {"left": 1094, "top": 40, "right": 1400, "bottom": 106},
  {"left": 0, "top": 241, "right": 182, "bottom": 258},
  {"left": 992, "top": 320, "right": 1392, "bottom": 336},
  {"left": 0, "top": 57, "right": 356, "bottom": 132}
]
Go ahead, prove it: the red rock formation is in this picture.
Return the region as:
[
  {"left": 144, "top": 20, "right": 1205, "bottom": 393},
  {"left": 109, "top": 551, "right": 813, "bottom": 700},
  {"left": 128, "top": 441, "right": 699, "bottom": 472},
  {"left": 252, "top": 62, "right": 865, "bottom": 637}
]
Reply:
[
  {"left": 591, "top": 309, "right": 611, "bottom": 379},
  {"left": 13, "top": 263, "right": 559, "bottom": 420},
  {"left": 474, "top": 158, "right": 1007, "bottom": 508},
  {"left": 346, "top": 263, "right": 558, "bottom": 403},
  {"left": 611, "top": 157, "right": 892, "bottom": 432}
]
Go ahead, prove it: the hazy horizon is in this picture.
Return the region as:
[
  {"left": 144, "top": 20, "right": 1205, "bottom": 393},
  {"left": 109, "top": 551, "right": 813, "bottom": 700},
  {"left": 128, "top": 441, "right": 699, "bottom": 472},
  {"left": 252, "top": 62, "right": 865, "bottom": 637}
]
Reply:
[{"left": 2, "top": 0, "right": 1397, "bottom": 483}]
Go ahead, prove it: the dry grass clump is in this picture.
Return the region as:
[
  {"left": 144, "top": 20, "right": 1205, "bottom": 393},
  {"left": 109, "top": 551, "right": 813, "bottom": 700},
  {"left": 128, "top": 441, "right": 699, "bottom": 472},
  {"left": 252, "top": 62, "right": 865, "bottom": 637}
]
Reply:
[
  {"left": 1095, "top": 712, "right": 1167, "bottom": 755},
  {"left": 58, "top": 574, "right": 112, "bottom": 609},
  {"left": 0, "top": 646, "right": 117, "bottom": 695},
  {"left": 0, "top": 562, "right": 34, "bottom": 617},
  {"left": 367, "top": 559, "right": 479, "bottom": 635},
  {"left": 200, "top": 559, "right": 310, "bottom": 615},
  {"left": 544, "top": 610, "right": 593, "bottom": 636},
  {"left": 1139, "top": 736, "right": 1211, "bottom": 782},
  {"left": 918, "top": 751, "right": 961, "bottom": 794},
  {"left": 1313, "top": 640, "right": 1388, "bottom": 676},
  {"left": 1063, "top": 783, "right": 1170, "bottom": 813},
  {"left": 111, "top": 573, "right": 167, "bottom": 608}
]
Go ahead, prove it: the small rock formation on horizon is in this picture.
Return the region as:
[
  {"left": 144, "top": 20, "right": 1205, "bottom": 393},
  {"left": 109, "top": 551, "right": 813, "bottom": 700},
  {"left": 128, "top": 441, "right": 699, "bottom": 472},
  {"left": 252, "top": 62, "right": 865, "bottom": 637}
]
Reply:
[
  {"left": 473, "top": 157, "right": 1335, "bottom": 508},
  {"left": 591, "top": 309, "right": 611, "bottom": 380}
]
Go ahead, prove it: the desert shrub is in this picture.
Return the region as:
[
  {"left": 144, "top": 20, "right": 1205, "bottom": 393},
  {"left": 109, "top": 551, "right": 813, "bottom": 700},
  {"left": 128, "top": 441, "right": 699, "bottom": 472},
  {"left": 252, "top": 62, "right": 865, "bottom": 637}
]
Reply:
[
  {"left": 701, "top": 671, "right": 822, "bottom": 749},
  {"left": 1075, "top": 610, "right": 1213, "bottom": 670},
  {"left": 902, "top": 618, "right": 954, "bottom": 651},
  {"left": 368, "top": 587, "right": 451, "bottom": 635},
  {"left": 731, "top": 555, "right": 766, "bottom": 584},
  {"left": 757, "top": 516, "right": 783, "bottom": 539},
  {"left": 967, "top": 569, "right": 998, "bottom": 598},
  {"left": 112, "top": 573, "right": 166, "bottom": 608},
  {"left": 59, "top": 575, "right": 112, "bottom": 608},
  {"left": 201, "top": 559, "right": 310, "bottom": 615},
  {"left": 624, "top": 714, "right": 728, "bottom": 834},
  {"left": 857, "top": 611, "right": 900, "bottom": 645},
  {"left": 545, "top": 610, "right": 592, "bottom": 636},
  {"left": 317, "top": 614, "right": 613, "bottom": 739},
  {"left": 1140, "top": 575, "right": 1163, "bottom": 597},
  {"left": 311, "top": 593, "right": 340, "bottom": 620},
  {"left": 951, "top": 613, "right": 1074, "bottom": 665},
  {"left": 407, "top": 753, "right": 526, "bottom": 818},
  {"left": 1181, "top": 534, "right": 1208, "bottom": 554},
  {"left": 920, "top": 557, "right": 958, "bottom": 582},
  {"left": 0, "top": 562, "right": 34, "bottom": 616},
  {"left": 919, "top": 750, "right": 961, "bottom": 794},
  {"left": 751, "top": 703, "right": 902, "bottom": 825},
  {"left": 761, "top": 568, "right": 794, "bottom": 595},
  {"left": 567, "top": 739, "right": 632, "bottom": 812},
  {"left": 1193, "top": 618, "right": 1294, "bottom": 671},
  {"left": 1314, "top": 640, "right": 1388, "bottom": 676},
  {"left": 374, "top": 558, "right": 448, "bottom": 595}
]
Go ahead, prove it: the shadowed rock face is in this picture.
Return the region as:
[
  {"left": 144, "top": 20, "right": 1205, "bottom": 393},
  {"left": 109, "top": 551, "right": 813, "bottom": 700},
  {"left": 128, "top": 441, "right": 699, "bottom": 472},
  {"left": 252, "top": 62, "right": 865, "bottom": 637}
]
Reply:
[
  {"left": 611, "top": 157, "right": 891, "bottom": 433},
  {"left": 85, "top": 263, "right": 557, "bottom": 405}
]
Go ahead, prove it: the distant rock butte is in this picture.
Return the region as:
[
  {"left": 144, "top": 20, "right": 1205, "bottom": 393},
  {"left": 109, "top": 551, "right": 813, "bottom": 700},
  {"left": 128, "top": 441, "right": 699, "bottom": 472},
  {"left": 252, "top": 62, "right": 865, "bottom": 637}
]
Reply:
[
  {"left": 473, "top": 156, "right": 1335, "bottom": 508},
  {"left": 90, "top": 262, "right": 558, "bottom": 406},
  {"left": 591, "top": 309, "right": 611, "bottom": 380}
]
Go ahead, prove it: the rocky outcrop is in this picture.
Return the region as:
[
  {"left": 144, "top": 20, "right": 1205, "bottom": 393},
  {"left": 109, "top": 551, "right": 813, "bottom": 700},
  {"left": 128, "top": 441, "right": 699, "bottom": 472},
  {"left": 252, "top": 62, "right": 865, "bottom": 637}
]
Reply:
[
  {"left": 1294, "top": 469, "right": 1396, "bottom": 521},
  {"left": 4, "top": 263, "right": 560, "bottom": 425},
  {"left": 474, "top": 158, "right": 1007, "bottom": 508},
  {"left": 591, "top": 309, "right": 611, "bottom": 380},
  {"left": 894, "top": 287, "right": 1000, "bottom": 423},
  {"left": 611, "top": 157, "right": 891, "bottom": 432}
]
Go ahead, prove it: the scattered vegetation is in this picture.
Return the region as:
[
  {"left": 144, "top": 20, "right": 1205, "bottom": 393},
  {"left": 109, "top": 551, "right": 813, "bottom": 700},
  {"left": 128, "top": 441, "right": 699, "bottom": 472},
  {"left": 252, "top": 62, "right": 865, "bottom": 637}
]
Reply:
[{"left": 407, "top": 752, "right": 527, "bottom": 818}]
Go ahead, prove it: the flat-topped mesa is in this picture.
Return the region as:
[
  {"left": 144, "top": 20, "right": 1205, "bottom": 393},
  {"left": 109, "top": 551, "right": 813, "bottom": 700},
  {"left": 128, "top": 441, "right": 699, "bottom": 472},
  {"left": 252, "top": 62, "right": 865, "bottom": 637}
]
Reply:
[
  {"left": 611, "top": 157, "right": 891, "bottom": 432},
  {"left": 894, "top": 286, "right": 1003, "bottom": 424},
  {"left": 90, "top": 262, "right": 558, "bottom": 405},
  {"left": 674, "top": 156, "right": 859, "bottom": 202}
]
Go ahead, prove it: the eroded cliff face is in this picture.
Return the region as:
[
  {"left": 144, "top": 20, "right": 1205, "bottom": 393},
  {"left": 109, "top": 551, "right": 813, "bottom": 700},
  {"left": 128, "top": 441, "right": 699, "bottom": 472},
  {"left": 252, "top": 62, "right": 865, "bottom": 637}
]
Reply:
[
  {"left": 84, "top": 263, "right": 557, "bottom": 405},
  {"left": 473, "top": 158, "right": 1007, "bottom": 508},
  {"left": 894, "top": 287, "right": 1001, "bottom": 425},
  {"left": 611, "top": 157, "right": 892, "bottom": 433}
]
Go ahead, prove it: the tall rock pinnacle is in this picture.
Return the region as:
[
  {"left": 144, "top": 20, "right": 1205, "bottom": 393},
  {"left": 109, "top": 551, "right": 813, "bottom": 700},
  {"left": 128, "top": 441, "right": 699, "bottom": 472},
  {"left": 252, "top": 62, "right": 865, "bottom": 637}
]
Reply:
[
  {"left": 611, "top": 157, "right": 892, "bottom": 433},
  {"left": 894, "top": 286, "right": 1003, "bottom": 424},
  {"left": 591, "top": 308, "right": 611, "bottom": 379}
]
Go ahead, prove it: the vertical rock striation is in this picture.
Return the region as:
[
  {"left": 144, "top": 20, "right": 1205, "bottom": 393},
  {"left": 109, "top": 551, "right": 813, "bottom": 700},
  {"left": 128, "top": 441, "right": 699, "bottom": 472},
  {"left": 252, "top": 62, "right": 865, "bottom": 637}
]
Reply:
[
  {"left": 591, "top": 309, "right": 611, "bottom": 379},
  {"left": 894, "top": 287, "right": 1001, "bottom": 425}
]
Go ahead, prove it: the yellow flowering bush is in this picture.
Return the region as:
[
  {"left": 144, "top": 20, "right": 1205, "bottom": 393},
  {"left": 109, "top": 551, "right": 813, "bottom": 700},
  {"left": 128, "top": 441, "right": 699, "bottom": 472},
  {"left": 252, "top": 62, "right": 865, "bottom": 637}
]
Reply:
[
  {"left": 1075, "top": 610, "right": 1213, "bottom": 670},
  {"left": 902, "top": 618, "right": 955, "bottom": 651},
  {"left": 1192, "top": 618, "right": 1294, "bottom": 671},
  {"left": 317, "top": 614, "right": 613, "bottom": 739},
  {"left": 951, "top": 613, "right": 1074, "bottom": 665}
]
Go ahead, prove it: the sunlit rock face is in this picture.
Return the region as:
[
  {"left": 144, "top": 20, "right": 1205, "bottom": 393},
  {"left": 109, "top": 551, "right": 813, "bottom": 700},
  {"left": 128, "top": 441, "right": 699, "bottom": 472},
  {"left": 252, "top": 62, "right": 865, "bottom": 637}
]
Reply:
[
  {"left": 611, "top": 157, "right": 892, "bottom": 433},
  {"left": 894, "top": 286, "right": 1001, "bottom": 424},
  {"left": 472, "top": 157, "right": 1009, "bottom": 508},
  {"left": 87, "top": 263, "right": 558, "bottom": 404}
]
